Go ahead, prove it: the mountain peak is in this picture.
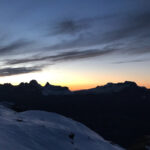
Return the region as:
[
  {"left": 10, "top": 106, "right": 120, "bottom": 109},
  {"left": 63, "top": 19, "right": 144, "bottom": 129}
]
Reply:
[
  {"left": 45, "top": 82, "right": 51, "bottom": 87},
  {"left": 29, "top": 80, "right": 41, "bottom": 87},
  {"left": 29, "top": 80, "right": 39, "bottom": 85},
  {"left": 124, "top": 81, "right": 137, "bottom": 87},
  {"left": 42, "top": 83, "right": 71, "bottom": 96}
]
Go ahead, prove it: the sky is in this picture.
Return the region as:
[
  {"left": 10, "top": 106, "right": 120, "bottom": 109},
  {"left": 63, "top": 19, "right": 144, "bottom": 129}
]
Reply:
[{"left": 0, "top": 0, "right": 150, "bottom": 90}]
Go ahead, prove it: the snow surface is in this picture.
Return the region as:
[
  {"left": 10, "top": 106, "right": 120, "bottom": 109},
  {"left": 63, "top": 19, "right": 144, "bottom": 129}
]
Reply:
[{"left": 0, "top": 105, "right": 124, "bottom": 150}]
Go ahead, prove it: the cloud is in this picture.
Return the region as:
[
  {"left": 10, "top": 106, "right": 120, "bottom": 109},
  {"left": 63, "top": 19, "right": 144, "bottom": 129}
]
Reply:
[
  {"left": 51, "top": 48, "right": 116, "bottom": 62},
  {"left": 6, "top": 48, "right": 116, "bottom": 65},
  {"left": 49, "top": 16, "right": 109, "bottom": 36},
  {"left": 0, "top": 66, "right": 42, "bottom": 77},
  {"left": 113, "top": 58, "right": 150, "bottom": 64},
  {"left": 46, "top": 11, "right": 150, "bottom": 55},
  {"left": 102, "top": 12, "right": 150, "bottom": 43},
  {"left": 0, "top": 39, "right": 32, "bottom": 55},
  {"left": 1, "top": 9, "right": 150, "bottom": 69},
  {"left": 51, "top": 19, "right": 90, "bottom": 35}
]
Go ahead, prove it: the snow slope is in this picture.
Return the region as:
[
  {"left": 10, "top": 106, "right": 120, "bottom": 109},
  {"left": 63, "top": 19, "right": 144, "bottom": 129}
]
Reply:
[{"left": 0, "top": 105, "right": 123, "bottom": 150}]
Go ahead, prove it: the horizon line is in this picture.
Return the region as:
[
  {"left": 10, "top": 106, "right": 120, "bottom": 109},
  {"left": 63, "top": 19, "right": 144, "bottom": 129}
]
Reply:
[{"left": 0, "top": 80, "right": 149, "bottom": 91}]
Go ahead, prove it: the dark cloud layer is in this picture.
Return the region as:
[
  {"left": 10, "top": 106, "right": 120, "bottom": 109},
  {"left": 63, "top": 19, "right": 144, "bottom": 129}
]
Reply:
[
  {"left": 0, "top": 66, "right": 41, "bottom": 77},
  {"left": 50, "top": 15, "right": 118, "bottom": 35},
  {"left": 47, "top": 11, "right": 150, "bottom": 55},
  {"left": 6, "top": 48, "right": 116, "bottom": 65},
  {"left": 51, "top": 49, "right": 115, "bottom": 62},
  {"left": 113, "top": 58, "right": 150, "bottom": 64},
  {"left": 52, "top": 19, "right": 90, "bottom": 35},
  {"left": 0, "top": 39, "right": 32, "bottom": 55},
  {"left": 102, "top": 12, "right": 150, "bottom": 43}
]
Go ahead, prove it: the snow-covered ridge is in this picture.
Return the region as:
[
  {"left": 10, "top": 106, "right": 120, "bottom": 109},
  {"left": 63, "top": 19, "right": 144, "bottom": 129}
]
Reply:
[{"left": 0, "top": 105, "right": 124, "bottom": 150}]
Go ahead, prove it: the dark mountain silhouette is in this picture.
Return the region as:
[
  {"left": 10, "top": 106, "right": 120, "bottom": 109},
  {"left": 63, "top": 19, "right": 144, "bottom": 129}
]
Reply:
[
  {"left": 42, "top": 82, "right": 71, "bottom": 96},
  {"left": 74, "top": 81, "right": 142, "bottom": 94},
  {"left": 0, "top": 80, "right": 150, "bottom": 148}
]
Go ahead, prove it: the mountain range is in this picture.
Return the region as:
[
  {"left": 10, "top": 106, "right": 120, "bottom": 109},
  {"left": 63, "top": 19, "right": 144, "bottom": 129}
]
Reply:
[{"left": 0, "top": 80, "right": 150, "bottom": 148}]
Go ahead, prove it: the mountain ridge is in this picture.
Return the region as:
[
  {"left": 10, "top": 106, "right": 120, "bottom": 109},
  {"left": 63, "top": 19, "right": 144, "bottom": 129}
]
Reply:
[
  {"left": 0, "top": 80, "right": 150, "bottom": 148},
  {"left": 0, "top": 80, "right": 148, "bottom": 95}
]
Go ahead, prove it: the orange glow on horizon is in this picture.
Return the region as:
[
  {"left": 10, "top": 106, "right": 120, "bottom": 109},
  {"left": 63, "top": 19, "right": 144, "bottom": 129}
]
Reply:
[
  {"left": 66, "top": 84, "right": 97, "bottom": 91},
  {"left": 0, "top": 70, "right": 150, "bottom": 91},
  {"left": 67, "top": 82, "right": 150, "bottom": 91},
  {"left": 41, "top": 81, "right": 150, "bottom": 91}
]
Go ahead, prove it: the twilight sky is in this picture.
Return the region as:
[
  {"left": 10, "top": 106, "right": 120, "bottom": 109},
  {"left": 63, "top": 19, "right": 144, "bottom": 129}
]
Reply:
[{"left": 0, "top": 0, "right": 150, "bottom": 90}]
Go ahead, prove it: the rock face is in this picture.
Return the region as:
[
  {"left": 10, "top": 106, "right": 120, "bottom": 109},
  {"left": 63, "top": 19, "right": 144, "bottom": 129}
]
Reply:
[{"left": 0, "top": 105, "right": 123, "bottom": 150}]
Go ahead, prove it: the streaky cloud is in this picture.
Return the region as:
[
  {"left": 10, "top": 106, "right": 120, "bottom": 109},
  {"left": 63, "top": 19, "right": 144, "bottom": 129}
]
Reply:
[
  {"left": 48, "top": 16, "right": 113, "bottom": 36},
  {"left": 0, "top": 66, "right": 41, "bottom": 77},
  {"left": 52, "top": 19, "right": 90, "bottom": 35},
  {"left": 46, "top": 11, "right": 150, "bottom": 55},
  {"left": 6, "top": 48, "right": 116, "bottom": 65},
  {"left": 0, "top": 39, "right": 32, "bottom": 55},
  {"left": 113, "top": 58, "right": 150, "bottom": 64}
]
